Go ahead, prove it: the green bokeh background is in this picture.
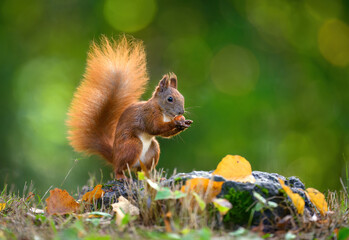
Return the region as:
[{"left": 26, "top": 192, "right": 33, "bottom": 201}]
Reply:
[{"left": 1, "top": 0, "right": 349, "bottom": 194}]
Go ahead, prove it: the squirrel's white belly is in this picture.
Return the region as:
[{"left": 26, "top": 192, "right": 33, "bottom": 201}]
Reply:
[
  {"left": 134, "top": 132, "right": 154, "bottom": 168},
  {"left": 163, "top": 114, "right": 172, "bottom": 122}
]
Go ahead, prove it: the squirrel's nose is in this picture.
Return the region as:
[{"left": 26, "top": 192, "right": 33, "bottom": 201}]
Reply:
[{"left": 178, "top": 110, "right": 184, "bottom": 115}]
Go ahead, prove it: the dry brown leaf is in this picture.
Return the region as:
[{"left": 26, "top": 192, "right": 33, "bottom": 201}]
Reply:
[
  {"left": 46, "top": 188, "right": 80, "bottom": 215},
  {"left": 81, "top": 184, "right": 105, "bottom": 203},
  {"left": 112, "top": 196, "right": 139, "bottom": 216},
  {"left": 306, "top": 188, "right": 328, "bottom": 216},
  {"left": 181, "top": 178, "right": 224, "bottom": 203},
  {"left": 279, "top": 179, "right": 304, "bottom": 215},
  {"left": 114, "top": 208, "right": 125, "bottom": 226},
  {"left": 213, "top": 155, "right": 256, "bottom": 183},
  {"left": 112, "top": 196, "right": 139, "bottom": 225}
]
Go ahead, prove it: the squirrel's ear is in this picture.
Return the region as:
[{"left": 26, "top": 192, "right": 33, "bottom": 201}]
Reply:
[
  {"left": 158, "top": 75, "right": 169, "bottom": 92},
  {"left": 169, "top": 73, "right": 177, "bottom": 89}
]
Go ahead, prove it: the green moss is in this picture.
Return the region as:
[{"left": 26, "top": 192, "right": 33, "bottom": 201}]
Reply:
[
  {"left": 223, "top": 188, "right": 254, "bottom": 225},
  {"left": 255, "top": 185, "right": 269, "bottom": 196}
]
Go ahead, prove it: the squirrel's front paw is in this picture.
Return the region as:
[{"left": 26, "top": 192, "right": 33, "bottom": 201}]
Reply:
[
  {"left": 174, "top": 116, "right": 192, "bottom": 129},
  {"left": 184, "top": 119, "right": 193, "bottom": 126}
]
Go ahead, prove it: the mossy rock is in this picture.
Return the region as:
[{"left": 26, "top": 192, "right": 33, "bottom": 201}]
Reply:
[{"left": 166, "top": 170, "right": 314, "bottom": 227}]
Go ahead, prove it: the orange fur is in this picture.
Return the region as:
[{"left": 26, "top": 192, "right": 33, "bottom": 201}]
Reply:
[
  {"left": 67, "top": 36, "right": 149, "bottom": 162},
  {"left": 67, "top": 36, "right": 193, "bottom": 177}
]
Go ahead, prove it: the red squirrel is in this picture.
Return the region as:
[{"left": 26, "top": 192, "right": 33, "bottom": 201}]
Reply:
[{"left": 67, "top": 36, "right": 193, "bottom": 179}]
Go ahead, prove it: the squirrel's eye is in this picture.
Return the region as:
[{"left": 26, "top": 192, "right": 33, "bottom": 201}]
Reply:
[{"left": 167, "top": 96, "right": 173, "bottom": 102}]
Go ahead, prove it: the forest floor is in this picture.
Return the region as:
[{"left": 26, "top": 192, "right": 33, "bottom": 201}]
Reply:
[{"left": 1, "top": 169, "right": 349, "bottom": 240}]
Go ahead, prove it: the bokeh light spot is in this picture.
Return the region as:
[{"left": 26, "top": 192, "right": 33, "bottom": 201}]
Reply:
[
  {"left": 318, "top": 19, "right": 349, "bottom": 67},
  {"left": 210, "top": 45, "right": 259, "bottom": 96},
  {"left": 104, "top": 0, "right": 157, "bottom": 32},
  {"left": 245, "top": 0, "right": 292, "bottom": 43},
  {"left": 13, "top": 57, "right": 76, "bottom": 174}
]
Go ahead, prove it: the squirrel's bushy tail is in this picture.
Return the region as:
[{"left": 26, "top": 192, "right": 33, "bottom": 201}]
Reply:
[{"left": 67, "top": 36, "right": 149, "bottom": 162}]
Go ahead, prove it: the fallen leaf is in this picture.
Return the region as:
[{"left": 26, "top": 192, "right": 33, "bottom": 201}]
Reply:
[
  {"left": 114, "top": 208, "right": 125, "bottom": 226},
  {"left": 306, "top": 188, "right": 328, "bottom": 216},
  {"left": 146, "top": 179, "right": 187, "bottom": 200},
  {"left": 81, "top": 184, "right": 104, "bottom": 203},
  {"left": 213, "top": 155, "right": 256, "bottom": 183},
  {"left": 146, "top": 179, "right": 161, "bottom": 191},
  {"left": 112, "top": 196, "right": 139, "bottom": 225},
  {"left": 279, "top": 179, "right": 304, "bottom": 215},
  {"left": 155, "top": 188, "right": 172, "bottom": 200},
  {"left": 0, "top": 203, "right": 6, "bottom": 211},
  {"left": 181, "top": 178, "right": 224, "bottom": 203},
  {"left": 46, "top": 188, "right": 80, "bottom": 215},
  {"left": 112, "top": 196, "right": 139, "bottom": 216},
  {"left": 212, "top": 198, "right": 232, "bottom": 215}
]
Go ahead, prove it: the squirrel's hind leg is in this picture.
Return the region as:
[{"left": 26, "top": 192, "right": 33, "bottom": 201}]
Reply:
[
  {"left": 113, "top": 137, "right": 143, "bottom": 179},
  {"left": 115, "top": 172, "right": 127, "bottom": 180}
]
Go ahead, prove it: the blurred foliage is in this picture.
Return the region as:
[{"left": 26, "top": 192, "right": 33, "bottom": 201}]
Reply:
[{"left": 0, "top": 0, "right": 349, "bottom": 193}]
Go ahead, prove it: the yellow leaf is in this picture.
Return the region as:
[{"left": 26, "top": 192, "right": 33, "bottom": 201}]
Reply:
[
  {"left": 213, "top": 155, "right": 256, "bottom": 183},
  {"left": 212, "top": 198, "right": 232, "bottom": 215},
  {"left": 279, "top": 179, "right": 304, "bottom": 215},
  {"left": 0, "top": 203, "right": 6, "bottom": 211},
  {"left": 181, "top": 178, "right": 224, "bottom": 203},
  {"left": 306, "top": 188, "right": 328, "bottom": 216},
  {"left": 46, "top": 188, "right": 80, "bottom": 215},
  {"left": 81, "top": 184, "right": 105, "bottom": 203}
]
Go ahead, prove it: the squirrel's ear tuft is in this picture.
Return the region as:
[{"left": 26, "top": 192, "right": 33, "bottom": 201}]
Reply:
[
  {"left": 169, "top": 73, "right": 177, "bottom": 89},
  {"left": 158, "top": 75, "right": 169, "bottom": 92}
]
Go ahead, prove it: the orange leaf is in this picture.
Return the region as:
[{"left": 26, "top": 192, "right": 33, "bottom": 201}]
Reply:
[
  {"left": 279, "top": 179, "right": 304, "bottom": 215},
  {"left": 306, "top": 188, "right": 328, "bottom": 216},
  {"left": 181, "top": 178, "right": 223, "bottom": 202},
  {"left": 81, "top": 184, "right": 105, "bottom": 203},
  {"left": 213, "top": 155, "right": 256, "bottom": 183},
  {"left": 46, "top": 188, "right": 80, "bottom": 215}
]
